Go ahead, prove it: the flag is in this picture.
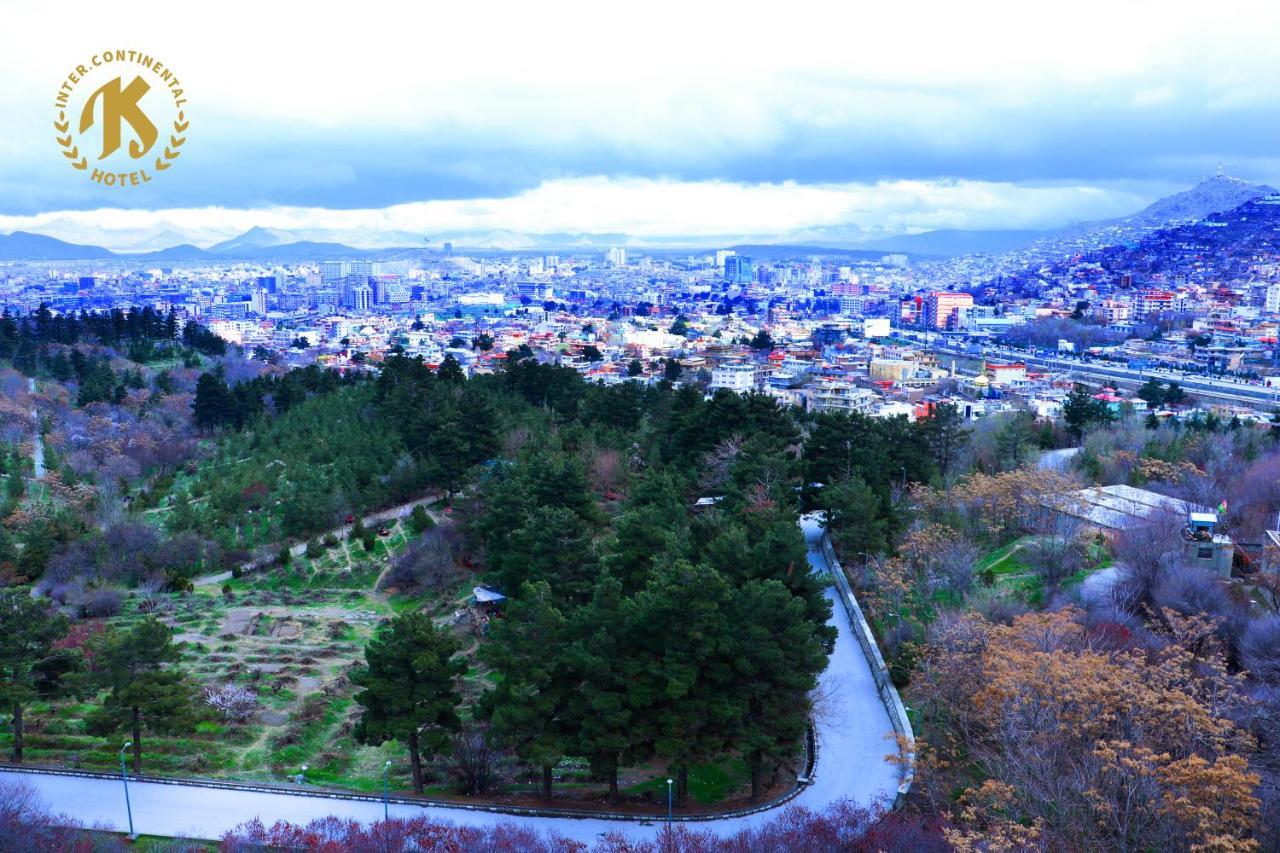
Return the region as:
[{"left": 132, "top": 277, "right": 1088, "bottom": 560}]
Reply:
[{"left": 1218, "top": 500, "right": 1228, "bottom": 515}]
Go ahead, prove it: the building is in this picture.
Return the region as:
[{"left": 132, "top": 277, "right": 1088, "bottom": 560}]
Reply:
[
  {"left": 607, "top": 246, "right": 627, "bottom": 268},
  {"left": 923, "top": 291, "right": 974, "bottom": 330},
  {"left": 1266, "top": 283, "right": 1280, "bottom": 314},
  {"left": 709, "top": 362, "right": 757, "bottom": 394},
  {"left": 725, "top": 255, "right": 755, "bottom": 284},
  {"left": 807, "top": 381, "right": 876, "bottom": 415},
  {"left": 1050, "top": 484, "right": 1235, "bottom": 577},
  {"left": 347, "top": 283, "right": 372, "bottom": 313},
  {"left": 321, "top": 261, "right": 348, "bottom": 285}
]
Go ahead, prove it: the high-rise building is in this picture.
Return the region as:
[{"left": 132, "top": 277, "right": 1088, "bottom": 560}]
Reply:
[
  {"left": 348, "top": 283, "right": 372, "bottom": 313},
  {"left": 922, "top": 291, "right": 974, "bottom": 330},
  {"left": 607, "top": 246, "right": 627, "bottom": 267},
  {"left": 321, "top": 261, "right": 348, "bottom": 284},
  {"left": 1266, "top": 283, "right": 1280, "bottom": 314},
  {"left": 725, "top": 255, "right": 754, "bottom": 284}
]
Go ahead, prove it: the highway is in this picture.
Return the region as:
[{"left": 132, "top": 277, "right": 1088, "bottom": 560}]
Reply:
[
  {"left": 930, "top": 341, "right": 1280, "bottom": 410},
  {"left": 0, "top": 517, "right": 902, "bottom": 844}
]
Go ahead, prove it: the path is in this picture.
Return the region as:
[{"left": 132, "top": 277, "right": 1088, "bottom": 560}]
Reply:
[
  {"left": 2, "top": 517, "right": 902, "bottom": 843},
  {"left": 193, "top": 495, "right": 439, "bottom": 586},
  {"left": 28, "top": 377, "right": 44, "bottom": 479},
  {"left": 1038, "top": 446, "right": 1080, "bottom": 472}
]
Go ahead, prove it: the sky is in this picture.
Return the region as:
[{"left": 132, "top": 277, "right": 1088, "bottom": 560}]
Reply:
[{"left": 2, "top": 0, "right": 1279, "bottom": 248}]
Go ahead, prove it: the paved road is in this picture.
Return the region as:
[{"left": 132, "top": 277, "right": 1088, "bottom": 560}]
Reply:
[
  {"left": 932, "top": 342, "right": 1280, "bottom": 410},
  {"left": 1, "top": 517, "right": 901, "bottom": 843}
]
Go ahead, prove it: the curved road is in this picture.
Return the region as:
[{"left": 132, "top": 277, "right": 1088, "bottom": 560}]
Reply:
[{"left": 0, "top": 517, "right": 901, "bottom": 843}]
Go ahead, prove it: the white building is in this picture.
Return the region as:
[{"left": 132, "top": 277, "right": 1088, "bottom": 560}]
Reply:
[
  {"left": 709, "top": 362, "right": 757, "bottom": 394},
  {"left": 807, "top": 381, "right": 876, "bottom": 415}
]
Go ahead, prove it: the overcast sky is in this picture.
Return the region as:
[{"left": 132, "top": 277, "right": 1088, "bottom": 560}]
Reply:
[{"left": 2, "top": 0, "right": 1279, "bottom": 246}]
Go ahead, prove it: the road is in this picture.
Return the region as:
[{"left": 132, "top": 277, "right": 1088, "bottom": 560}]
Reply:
[
  {"left": 931, "top": 342, "right": 1280, "bottom": 410},
  {"left": 192, "top": 494, "right": 440, "bottom": 586},
  {"left": 1, "top": 517, "right": 902, "bottom": 843}
]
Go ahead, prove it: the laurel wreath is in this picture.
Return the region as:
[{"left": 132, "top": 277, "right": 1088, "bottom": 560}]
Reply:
[
  {"left": 53, "top": 110, "right": 188, "bottom": 173},
  {"left": 53, "top": 111, "right": 86, "bottom": 170}
]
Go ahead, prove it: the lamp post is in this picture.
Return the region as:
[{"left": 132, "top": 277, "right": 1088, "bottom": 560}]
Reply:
[
  {"left": 666, "top": 778, "right": 674, "bottom": 827},
  {"left": 383, "top": 760, "right": 392, "bottom": 822},
  {"left": 119, "top": 742, "right": 135, "bottom": 839},
  {"left": 296, "top": 763, "right": 308, "bottom": 785}
]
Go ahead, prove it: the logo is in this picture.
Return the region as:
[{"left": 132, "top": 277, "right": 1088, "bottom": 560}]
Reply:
[{"left": 53, "top": 50, "right": 189, "bottom": 188}]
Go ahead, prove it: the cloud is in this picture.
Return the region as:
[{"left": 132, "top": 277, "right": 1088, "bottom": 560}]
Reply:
[
  {"left": 0, "top": 176, "right": 1156, "bottom": 250},
  {"left": 1, "top": 1, "right": 1278, "bottom": 218}
]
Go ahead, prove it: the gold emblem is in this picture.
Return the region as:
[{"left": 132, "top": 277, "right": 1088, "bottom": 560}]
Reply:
[{"left": 53, "top": 51, "right": 189, "bottom": 187}]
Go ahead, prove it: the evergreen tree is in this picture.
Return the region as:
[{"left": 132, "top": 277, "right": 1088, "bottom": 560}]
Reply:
[
  {"left": 920, "top": 402, "right": 969, "bottom": 479},
  {"left": 353, "top": 613, "right": 464, "bottom": 794},
  {"left": 437, "top": 354, "right": 466, "bottom": 383},
  {"left": 0, "top": 590, "right": 70, "bottom": 762},
  {"left": 729, "top": 578, "right": 832, "bottom": 800},
  {"left": 480, "top": 581, "right": 577, "bottom": 799},
  {"left": 87, "top": 619, "right": 196, "bottom": 773},
  {"left": 1062, "top": 383, "right": 1114, "bottom": 441}
]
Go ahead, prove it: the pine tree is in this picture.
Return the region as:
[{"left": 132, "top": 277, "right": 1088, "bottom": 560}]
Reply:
[
  {"left": 0, "top": 590, "right": 70, "bottom": 763},
  {"left": 353, "top": 613, "right": 464, "bottom": 794},
  {"left": 87, "top": 619, "right": 196, "bottom": 773},
  {"left": 480, "top": 581, "right": 577, "bottom": 799}
]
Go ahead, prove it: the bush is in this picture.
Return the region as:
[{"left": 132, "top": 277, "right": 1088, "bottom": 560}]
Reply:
[
  {"left": 305, "top": 540, "right": 324, "bottom": 559},
  {"left": 407, "top": 504, "right": 434, "bottom": 534},
  {"left": 81, "top": 586, "right": 124, "bottom": 618},
  {"left": 278, "top": 547, "right": 291, "bottom": 567},
  {"left": 1241, "top": 616, "right": 1280, "bottom": 684}
]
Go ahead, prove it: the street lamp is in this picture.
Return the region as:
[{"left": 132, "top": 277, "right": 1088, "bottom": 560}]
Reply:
[
  {"left": 295, "top": 763, "right": 308, "bottom": 785},
  {"left": 666, "top": 778, "right": 674, "bottom": 827},
  {"left": 383, "top": 760, "right": 392, "bottom": 822},
  {"left": 119, "top": 742, "right": 135, "bottom": 839}
]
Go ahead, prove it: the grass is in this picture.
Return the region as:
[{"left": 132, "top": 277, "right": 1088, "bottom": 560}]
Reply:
[{"left": 625, "top": 758, "right": 751, "bottom": 805}]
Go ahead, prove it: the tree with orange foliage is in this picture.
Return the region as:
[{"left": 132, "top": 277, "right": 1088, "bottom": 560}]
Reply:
[{"left": 910, "top": 606, "right": 1261, "bottom": 851}]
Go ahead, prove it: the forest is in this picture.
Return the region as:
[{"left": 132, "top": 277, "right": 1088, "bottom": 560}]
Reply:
[{"left": 1, "top": 310, "right": 1280, "bottom": 849}]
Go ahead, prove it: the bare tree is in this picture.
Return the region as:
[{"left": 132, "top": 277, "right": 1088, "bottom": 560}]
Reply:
[
  {"left": 1241, "top": 617, "right": 1280, "bottom": 684},
  {"left": 1111, "top": 511, "right": 1187, "bottom": 611},
  {"left": 445, "top": 725, "right": 506, "bottom": 795}
]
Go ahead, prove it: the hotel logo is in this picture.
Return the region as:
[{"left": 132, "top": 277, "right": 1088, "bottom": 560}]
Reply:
[{"left": 53, "top": 50, "right": 189, "bottom": 188}]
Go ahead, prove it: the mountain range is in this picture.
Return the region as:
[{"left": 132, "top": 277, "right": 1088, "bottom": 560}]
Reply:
[
  {"left": 859, "top": 175, "right": 1276, "bottom": 258},
  {"left": 0, "top": 175, "right": 1274, "bottom": 263}
]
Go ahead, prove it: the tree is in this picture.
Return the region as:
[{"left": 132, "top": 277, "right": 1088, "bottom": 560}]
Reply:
[
  {"left": 921, "top": 403, "right": 970, "bottom": 480},
  {"left": 729, "top": 578, "right": 833, "bottom": 800},
  {"left": 749, "top": 330, "right": 774, "bottom": 351},
  {"left": 87, "top": 619, "right": 196, "bottom": 773},
  {"left": 823, "top": 475, "right": 889, "bottom": 558},
  {"left": 437, "top": 354, "right": 465, "bottom": 383},
  {"left": 352, "top": 613, "right": 464, "bottom": 794},
  {"left": 480, "top": 581, "right": 577, "bottom": 799},
  {"left": 626, "top": 358, "right": 644, "bottom": 377},
  {"left": 1137, "top": 378, "right": 1166, "bottom": 407},
  {"left": 582, "top": 345, "right": 603, "bottom": 362},
  {"left": 1062, "top": 383, "right": 1114, "bottom": 441},
  {"left": 621, "top": 562, "right": 740, "bottom": 804},
  {"left": 192, "top": 371, "right": 233, "bottom": 431},
  {"left": 0, "top": 591, "right": 70, "bottom": 762}
]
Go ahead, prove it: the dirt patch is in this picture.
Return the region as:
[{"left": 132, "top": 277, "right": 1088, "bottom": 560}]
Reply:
[{"left": 219, "top": 608, "right": 255, "bottom": 635}]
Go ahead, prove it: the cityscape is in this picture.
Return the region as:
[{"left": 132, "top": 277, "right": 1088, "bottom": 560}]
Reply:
[{"left": 1, "top": 2, "right": 1280, "bottom": 851}]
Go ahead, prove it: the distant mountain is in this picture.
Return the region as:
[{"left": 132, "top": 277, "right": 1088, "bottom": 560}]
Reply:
[
  {"left": 725, "top": 243, "right": 910, "bottom": 261},
  {"left": 0, "top": 231, "right": 115, "bottom": 260},
  {"left": 861, "top": 229, "right": 1050, "bottom": 257},
  {"left": 130, "top": 244, "right": 216, "bottom": 261},
  {"left": 207, "top": 226, "right": 298, "bottom": 253},
  {"left": 1121, "top": 174, "right": 1275, "bottom": 228}
]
